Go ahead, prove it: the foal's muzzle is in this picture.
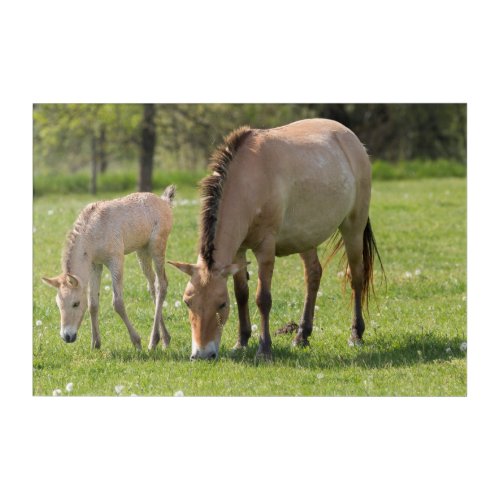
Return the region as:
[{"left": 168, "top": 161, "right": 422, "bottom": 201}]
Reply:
[
  {"left": 190, "top": 341, "right": 219, "bottom": 361},
  {"left": 62, "top": 332, "right": 77, "bottom": 343}
]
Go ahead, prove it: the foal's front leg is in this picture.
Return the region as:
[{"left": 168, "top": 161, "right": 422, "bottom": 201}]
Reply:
[
  {"left": 254, "top": 238, "right": 276, "bottom": 360},
  {"left": 233, "top": 250, "right": 252, "bottom": 349},
  {"left": 88, "top": 263, "right": 103, "bottom": 349},
  {"left": 108, "top": 257, "right": 142, "bottom": 350}
]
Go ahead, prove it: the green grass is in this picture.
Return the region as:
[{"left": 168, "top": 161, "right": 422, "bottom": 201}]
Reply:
[{"left": 33, "top": 177, "right": 466, "bottom": 396}]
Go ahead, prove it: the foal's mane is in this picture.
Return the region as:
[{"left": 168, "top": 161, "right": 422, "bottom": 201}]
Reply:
[
  {"left": 62, "top": 202, "right": 99, "bottom": 272},
  {"left": 199, "top": 126, "right": 253, "bottom": 269}
]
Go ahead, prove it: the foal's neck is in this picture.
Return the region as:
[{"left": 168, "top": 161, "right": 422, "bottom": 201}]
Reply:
[{"left": 63, "top": 232, "right": 92, "bottom": 286}]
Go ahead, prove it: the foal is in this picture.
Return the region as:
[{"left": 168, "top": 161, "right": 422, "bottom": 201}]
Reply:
[{"left": 42, "top": 185, "right": 175, "bottom": 350}]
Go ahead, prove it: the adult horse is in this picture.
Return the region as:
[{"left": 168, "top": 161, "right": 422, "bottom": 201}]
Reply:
[{"left": 169, "top": 118, "right": 382, "bottom": 360}]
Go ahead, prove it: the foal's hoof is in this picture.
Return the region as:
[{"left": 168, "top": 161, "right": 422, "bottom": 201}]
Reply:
[{"left": 348, "top": 336, "right": 364, "bottom": 347}]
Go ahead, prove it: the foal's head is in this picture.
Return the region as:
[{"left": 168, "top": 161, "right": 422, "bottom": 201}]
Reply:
[
  {"left": 42, "top": 274, "right": 87, "bottom": 343},
  {"left": 169, "top": 261, "right": 246, "bottom": 360}
]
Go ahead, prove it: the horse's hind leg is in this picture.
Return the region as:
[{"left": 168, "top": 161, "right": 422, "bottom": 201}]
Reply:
[
  {"left": 293, "top": 248, "right": 322, "bottom": 348},
  {"left": 108, "top": 256, "right": 142, "bottom": 350},
  {"left": 232, "top": 250, "right": 252, "bottom": 349},
  {"left": 340, "top": 219, "right": 366, "bottom": 346}
]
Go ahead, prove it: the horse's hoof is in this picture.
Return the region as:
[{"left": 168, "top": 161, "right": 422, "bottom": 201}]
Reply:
[
  {"left": 348, "top": 337, "right": 364, "bottom": 347},
  {"left": 255, "top": 347, "right": 272, "bottom": 362},
  {"left": 292, "top": 336, "right": 310, "bottom": 348}
]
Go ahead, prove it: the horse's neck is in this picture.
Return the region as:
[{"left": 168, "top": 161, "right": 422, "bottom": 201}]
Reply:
[{"left": 211, "top": 189, "right": 250, "bottom": 267}]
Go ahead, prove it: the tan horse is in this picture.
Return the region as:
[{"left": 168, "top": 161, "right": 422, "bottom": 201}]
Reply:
[
  {"left": 169, "top": 118, "right": 382, "bottom": 360},
  {"left": 42, "top": 186, "right": 175, "bottom": 350}
]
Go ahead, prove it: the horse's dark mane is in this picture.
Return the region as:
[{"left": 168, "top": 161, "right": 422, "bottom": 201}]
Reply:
[
  {"left": 199, "top": 126, "right": 253, "bottom": 269},
  {"left": 62, "top": 202, "right": 99, "bottom": 272}
]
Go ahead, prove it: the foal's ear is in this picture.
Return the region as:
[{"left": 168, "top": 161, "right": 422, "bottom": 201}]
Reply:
[
  {"left": 167, "top": 260, "right": 196, "bottom": 276},
  {"left": 65, "top": 274, "right": 80, "bottom": 288},
  {"left": 41, "top": 276, "right": 62, "bottom": 288},
  {"left": 220, "top": 261, "right": 251, "bottom": 278}
]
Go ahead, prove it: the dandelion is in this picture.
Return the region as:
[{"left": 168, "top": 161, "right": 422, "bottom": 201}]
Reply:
[
  {"left": 47, "top": 209, "right": 54, "bottom": 216},
  {"left": 174, "top": 300, "right": 181, "bottom": 308},
  {"left": 36, "top": 320, "right": 42, "bottom": 326},
  {"left": 337, "top": 271, "right": 345, "bottom": 278},
  {"left": 174, "top": 390, "right": 184, "bottom": 397},
  {"left": 248, "top": 270, "right": 253, "bottom": 276},
  {"left": 52, "top": 389, "right": 62, "bottom": 397},
  {"left": 445, "top": 347, "right": 452, "bottom": 354},
  {"left": 404, "top": 271, "right": 412, "bottom": 279},
  {"left": 115, "top": 385, "right": 124, "bottom": 395},
  {"left": 314, "top": 305, "right": 319, "bottom": 311},
  {"left": 104, "top": 285, "right": 111, "bottom": 292},
  {"left": 415, "top": 269, "right": 422, "bottom": 276},
  {"left": 163, "top": 302, "right": 168, "bottom": 309},
  {"left": 251, "top": 324, "right": 258, "bottom": 332},
  {"left": 316, "top": 373, "right": 324, "bottom": 380},
  {"left": 317, "top": 291, "right": 323, "bottom": 297},
  {"left": 65, "top": 382, "right": 73, "bottom": 393},
  {"left": 460, "top": 342, "right": 467, "bottom": 352}
]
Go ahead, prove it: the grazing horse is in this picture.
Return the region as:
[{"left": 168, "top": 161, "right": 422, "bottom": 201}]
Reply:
[
  {"left": 42, "top": 185, "right": 176, "bottom": 350},
  {"left": 169, "top": 118, "right": 382, "bottom": 360}
]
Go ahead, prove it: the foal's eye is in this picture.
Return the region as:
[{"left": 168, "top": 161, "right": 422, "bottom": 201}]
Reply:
[
  {"left": 184, "top": 299, "right": 191, "bottom": 309},
  {"left": 218, "top": 302, "right": 227, "bottom": 310},
  {"left": 72, "top": 301, "right": 80, "bottom": 308}
]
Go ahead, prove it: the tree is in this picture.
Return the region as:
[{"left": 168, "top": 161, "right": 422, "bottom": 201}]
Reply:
[{"left": 138, "top": 104, "right": 156, "bottom": 192}]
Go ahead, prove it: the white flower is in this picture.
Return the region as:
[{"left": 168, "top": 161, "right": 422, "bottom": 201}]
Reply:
[
  {"left": 174, "top": 300, "right": 181, "bottom": 308},
  {"left": 163, "top": 302, "right": 168, "bottom": 308},
  {"left": 460, "top": 342, "right": 467, "bottom": 352},
  {"left": 33, "top": 226, "right": 37, "bottom": 233},
  {"left": 52, "top": 389, "right": 62, "bottom": 396},
  {"left": 248, "top": 270, "right": 253, "bottom": 276},
  {"left": 65, "top": 382, "right": 73, "bottom": 392},
  {"left": 317, "top": 291, "right": 323, "bottom": 297},
  {"left": 251, "top": 324, "right": 258, "bottom": 332},
  {"left": 445, "top": 347, "right": 452, "bottom": 354},
  {"left": 115, "top": 385, "right": 124, "bottom": 395},
  {"left": 316, "top": 373, "right": 324, "bottom": 380},
  {"left": 174, "top": 390, "right": 184, "bottom": 397},
  {"left": 337, "top": 271, "right": 345, "bottom": 278},
  {"left": 404, "top": 271, "right": 412, "bottom": 279},
  {"left": 104, "top": 285, "right": 110, "bottom": 291},
  {"left": 36, "top": 320, "right": 42, "bottom": 326},
  {"left": 314, "top": 305, "right": 319, "bottom": 311},
  {"left": 415, "top": 269, "right": 422, "bottom": 276},
  {"left": 47, "top": 209, "right": 54, "bottom": 216}
]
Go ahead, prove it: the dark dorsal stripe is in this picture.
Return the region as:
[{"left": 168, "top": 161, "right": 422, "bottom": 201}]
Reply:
[{"left": 199, "top": 126, "right": 253, "bottom": 269}]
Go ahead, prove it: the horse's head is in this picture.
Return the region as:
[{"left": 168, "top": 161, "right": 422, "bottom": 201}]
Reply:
[
  {"left": 42, "top": 273, "right": 87, "bottom": 343},
  {"left": 168, "top": 260, "right": 246, "bottom": 360}
]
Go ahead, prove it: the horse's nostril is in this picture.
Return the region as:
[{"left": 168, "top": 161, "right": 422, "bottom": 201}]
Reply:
[
  {"left": 64, "top": 334, "right": 71, "bottom": 342},
  {"left": 190, "top": 354, "right": 197, "bottom": 361},
  {"left": 209, "top": 352, "right": 217, "bottom": 360}
]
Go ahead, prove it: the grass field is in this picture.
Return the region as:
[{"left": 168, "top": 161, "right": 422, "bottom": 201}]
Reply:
[{"left": 32, "top": 176, "right": 466, "bottom": 396}]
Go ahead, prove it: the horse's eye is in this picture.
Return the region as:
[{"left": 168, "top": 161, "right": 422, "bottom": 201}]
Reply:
[
  {"left": 218, "top": 302, "right": 227, "bottom": 310},
  {"left": 72, "top": 301, "right": 80, "bottom": 308},
  {"left": 184, "top": 299, "right": 191, "bottom": 309}
]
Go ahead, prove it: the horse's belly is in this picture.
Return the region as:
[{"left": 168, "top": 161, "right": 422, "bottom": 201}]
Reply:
[{"left": 275, "top": 172, "right": 355, "bottom": 256}]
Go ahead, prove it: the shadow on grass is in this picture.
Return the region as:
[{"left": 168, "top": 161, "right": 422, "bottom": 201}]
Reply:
[{"left": 100, "top": 331, "right": 466, "bottom": 370}]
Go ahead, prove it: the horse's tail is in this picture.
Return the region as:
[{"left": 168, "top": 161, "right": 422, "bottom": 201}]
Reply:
[
  {"left": 323, "top": 217, "right": 385, "bottom": 312},
  {"left": 161, "top": 185, "right": 176, "bottom": 205},
  {"left": 361, "top": 217, "right": 385, "bottom": 311}
]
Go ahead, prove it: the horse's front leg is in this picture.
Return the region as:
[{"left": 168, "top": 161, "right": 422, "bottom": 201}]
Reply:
[
  {"left": 108, "top": 256, "right": 142, "bottom": 350},
  {"left": 254, "top": 238, "right": 276, "bottom": 360},
  {"left": 293, "top": 248, "right": 322, "bottom": 348},
  {"left": 232, "top": 250, "right": 252, "bottom": 349},
  {"left": 88, "top": 263, "right": 103, "bottom": 349}
]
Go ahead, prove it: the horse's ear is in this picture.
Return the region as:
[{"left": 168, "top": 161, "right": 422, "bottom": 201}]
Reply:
[
  {"left": 220, "top": 261, "right": 251, "bottom": 278},
  {"left": 65, "top": 274, "right": 80, "bottom": 288},
  {"left": 167, "top": 261, "right": 196, "bottom": 276},
  {"left": 41, "top": 276, "right": 61, "bottom": 288}
]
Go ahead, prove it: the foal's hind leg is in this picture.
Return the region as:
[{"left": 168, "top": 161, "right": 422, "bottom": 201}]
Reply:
[
  {"left": 150, "top": 242, "right": 170, "bottom": 350},
  {"left": 108, "top": 256, "right": 142, "bottom": 350},
  {"left": 340, "top": 220, "right": 366, "bottom": 346},
  {"left": 88, "top": 263, "right": 103, "bottom": 349},
  {"left": 292, "top": 248, "right": 322, "bottom": 348}
]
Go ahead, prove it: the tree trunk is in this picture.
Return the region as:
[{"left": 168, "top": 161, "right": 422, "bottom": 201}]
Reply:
[
  {"left": 98, "top": 125, "right": 108, "bottom": 173},
  {"left": 90, "top": 133, "right": 98, "bottom": 195},
  {"left": 138, "top": 104, "right": 156, "bottom": 192}
]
